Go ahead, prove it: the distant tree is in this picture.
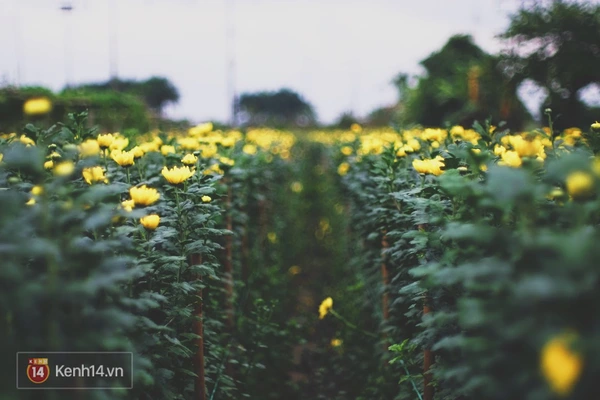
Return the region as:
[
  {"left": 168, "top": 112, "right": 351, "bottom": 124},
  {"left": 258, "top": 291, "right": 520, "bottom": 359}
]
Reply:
[
  {"left": 65, "top": 76, "right": 179, "bottom": 116},
  {"left": 332, "top": 111, "right": 360, "bottom": 129},
  {"left": 237, "top": 88, "right": 317, "bottom": 127},
  {"left": 397, "top": 34, "right": 531, "bottom": 129},
  {"left": 499, "top": 0, "right": 600, "bottom": 128}
]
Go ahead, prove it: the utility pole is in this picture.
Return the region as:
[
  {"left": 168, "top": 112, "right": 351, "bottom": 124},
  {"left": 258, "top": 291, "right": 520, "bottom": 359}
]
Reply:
[
  {"left": 108, "top": 0, "right": 119, "bottom": 84},
  {"left": 225, "top": 0, "right": 237, "bottom": 126},
  {"left": 60, "top": 2, "right": 74, "bottom": 88}
]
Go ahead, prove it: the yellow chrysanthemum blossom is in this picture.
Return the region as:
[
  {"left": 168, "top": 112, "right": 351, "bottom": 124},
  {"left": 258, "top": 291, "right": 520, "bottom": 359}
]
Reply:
[
  {"left": 129, "top": 185, "right": 160, "bottom": 206},
  {"left": 331, "top": 338, "right": 343, "bottom": 347},
  {"left": 53, "top": 161, "right": 75, "bottom": 177},
  {"left": 201, "top": 195, "right": 212, "bottom": 203},
  {"left": 19, "top": 135, "right": 35, "bottom": 147},
  {"left": 541, "top": 334, "right": 582, "bottom": 396},
  {"left": 97, "top": 133, "right": 115, "bottom": 149},
  {"left": 121, "top": 199, "right": 135, "bottom": 212},
  {"left": 181, "top": 154, "right": 198, "bottom": 165},
  {"left": 162, "top": 165, "right": 195, "bottom": 184},
  {"left": 243, "top": 144, "right": 257, "bottom": 155},
  {"left": 111, "top": 150, "right": 135, "bottom": 167},
  {"left": 82, "top": 166, "right": 108, "bottom": 185},
  {"left": 23, "top": 97, "right": 52, "bottom": 115},
  {"left": 591, "top": 121, "right": 600, "bottom": 132},
  {"left": 79, "top": 139, "right": 101, "bottom": 158},
  {"left": 318, "top": 297, "right": 333, "bottom": 319},
  {"left": 161, "top": 145, "right": 176, "bottom": 156},
  {"left": 31, "top": 185, "right": 44, "bottom": 196},
  {"left": 140, "top": 214, "right": 160, "bottom": 230},
  {"left": 566, "top": 171, "right": 594, "bottom": 200},
  {"left": 338, "top": 162, "right": 350, "bottom": 176}
]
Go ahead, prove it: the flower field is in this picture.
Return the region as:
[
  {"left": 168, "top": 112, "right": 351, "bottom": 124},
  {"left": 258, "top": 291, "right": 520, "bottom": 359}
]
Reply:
[{"left": 2, "top": 112, "right": 600, "bottom": 399}]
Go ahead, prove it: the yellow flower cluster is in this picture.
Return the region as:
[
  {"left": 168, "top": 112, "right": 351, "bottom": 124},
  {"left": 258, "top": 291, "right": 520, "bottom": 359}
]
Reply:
[{"left": 412, "top": 156, "right": 445, "bottom": 176}]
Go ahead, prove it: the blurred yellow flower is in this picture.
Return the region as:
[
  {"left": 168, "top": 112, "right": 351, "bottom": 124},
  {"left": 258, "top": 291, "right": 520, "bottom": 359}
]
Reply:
[
  {"left": 31, "top": 185, "right": 44, "bottom": 196},
  {"left": 201, "top": 144, "right": 218, "bottom": 158},
  {"left": 19, "top": 135, "right": 35, "bottom": 147},
  {"left": 140, "top": 214, "right": 160, "bottom": 230},
  {"left": 97, "top": 133, "right": 115, "bottom": 149},
  {"left": 82, "top": 166, "right": 108, "bottom": 185},
  {"left": 44, "top": 160, "right": 54, "bottom": 169},
  {"left": 161, "top": 145, "right": 176, "bottom": 156},
  {"left": 267, "top": 232, "right": 278, "bottom": 243},
  {"left": 341, "top": 146, "right": 353, "bottom": 156},
  {"left": 291, "top": 181, "right": 303, "bottom": 193},
  {"left": 26, "top": 197, "right": 36, "bottom": 206},
  {"left": 53, "top": 161, "right": 75, "bottom": 176},
  {"left": 499, "top": 150, "right": 522, "bottom": 168},
  {"left": 23, "top": 97, "right": 52, "bottom": 115},
  {"left": 201, "top": 195, "right": 212, "bottom": 203},
  {"left": 243, "top": 144, "right": 257, "bottom": 155},
  {"left": 566, "top": 171, "right": 594, "bottom": 200},
  {"left": 79, "top": 139, "right": 101, "bottom": 158},
  {"left": 129, "top": 185, "right": 160, "bottom": 206},
  {"left": 121, "top": 199, "right": 135, "bottom": 212},
  {"left": 541, "top": 334, "right": 582, "bottom": 396},
  {"left": 219, "top": 157, "right": 235, "bottom": 166},
  {"left": 338, "top": 162, "right": 350, "bottom": 176},
  {"left": 111, "top": 150, "right": 135, "bottom": 167},
  {"left": 288, "top": 265, "right": 301, "bottom": 275},
  {"left": 350, "top": 123, "right": 362, "bottom": 133},
  {"left": 330, "top": 338, "right": 342, "bottom": 347},
  {"left": 591, "top": 121, "right": 600, "bottom": 132},
  {"left": 131, "top": 146, "right": 145, "bottom": 158},
  {"left": 182, "top": 154, "right": 198, "bottom": 165},
  {"left": 319, "top": 297, "right": 333, "bottom": 319},
  {"left": 109, "top": 136, "right": 129, "bottom": 151},
  {"left": 162, "top": 165, "right": 195, "bottom": 184}
]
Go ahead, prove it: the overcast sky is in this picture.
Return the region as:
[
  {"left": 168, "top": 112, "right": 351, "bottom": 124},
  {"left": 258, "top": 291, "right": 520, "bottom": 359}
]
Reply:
[{"left": 0, "top": 0, "right": 570, "bottom": 124}]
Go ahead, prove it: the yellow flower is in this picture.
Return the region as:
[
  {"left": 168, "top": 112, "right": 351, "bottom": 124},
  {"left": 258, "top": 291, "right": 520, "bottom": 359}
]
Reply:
[
  {"left": 48, "top": 151, "right": 61, "bottom": 160},
  {"left": 109, "top": 136, "right": 129, "bottom": 151},
  {"left": 547, "top": 187, "right": 565, "bottom": 201},
  {"left": 139, "top": 141, "right": 159, "bottom": 153},
  {"left": 201, "top": 144, "right": 218, "bottom": 158},
  {"left": 341, "top": 146, "right": 353, "bottom": 156},
  {"left": 44, "top": 160, "right": 54, "bottom": 169},
  {"left": 338, "top": 162, "right": 350, "bottom": 176},
  {"left": 140, "top": 214, "right": 160, "bottom": 230},
  {"left": 541, "top": 334, "right": 582, "bottom": 396},
  {"left": 26, "top": 197, "right": 36, "bottom": 206},
  {"left": 350, "top": 123, "right": 362, "bottom": 133},
  {"left": 291, "top": 181, "right": 303, "bottom": 193},
  {"left": 330, "top": 338, "right": 343, "bottom": 347},
  {"left": 267, "top": 232, "right": 278, "bottom": 243},
  {"left": 318, "top": 297, "right": 333, "bottom": 319},
  {"left": 0, "top": 153, "right": 3, "bottom": 163},
  {"left": 82, "top": 166, "right": 108, "bottom": 185},
  {"left": 131, "top": 146, "right": 145, "bottom": 158},
  {"left": 288, "top": 265, "right": 301, "bottom": 275},
  {"left": 161, "top": 145, "right": 176, "bottom": 156},
  {"left": 219, "top": 157, "right": 235, "bottom": 166},
  {"left": 566, "top": 171, "right": 594, "bottom": 200},
  {"left": 111, "top": 150, "right": 135, "bottom": 167},
  {"left": 79, "top": 139, "right": 101, "bottom": 158},
  {"left": 97, "top": 133, "right": 115, "bottom": 149},
  {"left": 181, "top": 154, "right": 198, "bottom": 165},
  {"left": 121, "top": 199, "right": 135, "bottom": 212},
  {"left": 129, "top": 185, "right": 160, "bottom": 206},
  {"left": 53, "top": 161, "right": 75, "bottom": 176},
  {"left": 19, "top": 135, "right": 35, "bottom": 146},
  {"left": 499, "top": 150, "right": 522, "bottom": 168},
  {"left": 23, "top": 97, "right": 52, "bottom": 115},
  {"left": 201, "top": 195, "right": 212, "bottom": 203},
  {"left": 591, "top": 121, "right": 600, "bottom": 132},
  {"left": 162, "top": 165, "right": 195, "bottom": 184},
  {"left": 243, "top": 144, "right": 257, "bottom": 155},
  {"left": 31, "top": 185, "right": 44, "bottom": 196}
]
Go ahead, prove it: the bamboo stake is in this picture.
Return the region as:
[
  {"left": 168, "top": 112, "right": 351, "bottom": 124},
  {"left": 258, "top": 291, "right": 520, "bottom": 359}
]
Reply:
[{"left": 191, "top": 253, "right": 206, "bottom": 400}]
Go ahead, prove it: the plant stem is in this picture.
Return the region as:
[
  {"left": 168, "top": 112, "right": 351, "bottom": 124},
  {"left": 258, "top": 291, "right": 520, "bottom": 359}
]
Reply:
[{"left": 330, "top": 309, "right": 378, "bottom": 338}]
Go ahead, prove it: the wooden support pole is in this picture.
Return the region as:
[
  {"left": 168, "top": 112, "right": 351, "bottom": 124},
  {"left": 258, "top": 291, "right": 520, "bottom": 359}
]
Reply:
[{"left": 191, "top": 253, "right": 206, "bottom": 400}]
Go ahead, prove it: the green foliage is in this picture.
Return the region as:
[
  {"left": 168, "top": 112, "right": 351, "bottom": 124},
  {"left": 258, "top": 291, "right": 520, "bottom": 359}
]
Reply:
[
  {"left": 238, "top": 88, "right": 317, "bottom": 128},
  {"left": 499, "top": 0, "right": 600, "bottom": 128}
]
